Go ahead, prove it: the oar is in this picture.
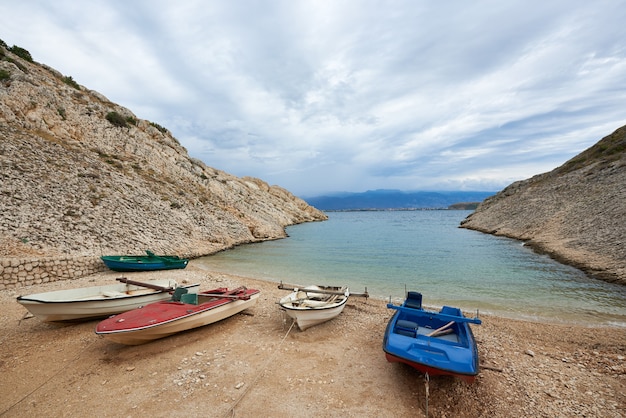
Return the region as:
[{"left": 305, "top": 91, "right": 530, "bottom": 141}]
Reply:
[
  {"left": 200, "top": 293, "right": 251, "bottom": 300},
  {"left": 116, "top": 277, "right": 175, "bottom": 292},
  {"left": 427, "top": 321, "right": 455, "bottom": 337},
  {"left": 200, "top": 286, "right": 251, "bottom": 300}
]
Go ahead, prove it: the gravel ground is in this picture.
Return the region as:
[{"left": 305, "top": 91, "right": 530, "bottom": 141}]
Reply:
[{"left": 1, "top": 263, "right": 624, "bottom": 417}]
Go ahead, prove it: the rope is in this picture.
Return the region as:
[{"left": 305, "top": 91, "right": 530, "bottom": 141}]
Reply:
[
  {"left": 224, "top": 319, "right": 296, "bottom": 417},
  {"left": 424, "top": 372, "right": 429, "bottom": 417}
]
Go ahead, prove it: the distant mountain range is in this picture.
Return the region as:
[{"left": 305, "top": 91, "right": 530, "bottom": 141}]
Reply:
[{"left": 302, "top": 190, "right": 495, "bottom": 211}]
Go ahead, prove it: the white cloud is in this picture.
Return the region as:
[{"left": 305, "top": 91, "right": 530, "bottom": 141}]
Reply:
[{"left": 1, "top": 0, "right": 625, "bottom": 196}]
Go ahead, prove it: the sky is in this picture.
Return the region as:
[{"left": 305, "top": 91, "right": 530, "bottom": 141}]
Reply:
[{"left": 2, "top": 1, "right": 625, "bottom": 197}]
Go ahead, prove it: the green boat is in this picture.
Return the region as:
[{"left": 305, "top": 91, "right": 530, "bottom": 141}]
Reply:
[{"left": 101, "top": 250, "right": 189, "bottom": 272}]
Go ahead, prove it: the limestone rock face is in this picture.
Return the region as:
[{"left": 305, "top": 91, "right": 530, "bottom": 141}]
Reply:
[
  {"left": 0, "top": 45, "right": 327, "bottom": 259},
  {"left": 461, "top": 125, "right": 626, "bottom": 285}
]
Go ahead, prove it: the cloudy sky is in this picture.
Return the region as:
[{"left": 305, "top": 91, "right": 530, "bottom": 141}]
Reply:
[{"left": 2, "top": 1, "right": 625, "bottom": 196}]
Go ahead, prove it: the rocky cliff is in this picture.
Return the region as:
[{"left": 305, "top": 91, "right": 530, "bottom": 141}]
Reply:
[
  {"left": 0, "top": 42, "right": 327, "bottom": 260},
  {"left": 461, "top": 125, "right": 626, "bottom": 285}
]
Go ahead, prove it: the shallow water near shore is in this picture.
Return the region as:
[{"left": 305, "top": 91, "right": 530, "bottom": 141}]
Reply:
[{"left": 196, "top": 210, "right": 626, "bottom": 326}]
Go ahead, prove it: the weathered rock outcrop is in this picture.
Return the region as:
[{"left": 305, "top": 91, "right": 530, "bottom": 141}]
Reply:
[
  {"left": 0, "top": 43, "right": 327, "bottom": 262},
  {"left": 461, "top": 125, "right": 626, "bottom": 285}
]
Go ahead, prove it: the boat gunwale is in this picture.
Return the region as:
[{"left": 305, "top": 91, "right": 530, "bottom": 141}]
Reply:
[
  {"left": 278, "top": 295, "right": 348, "bottom": 312},
  {"left": 16, "top": 283, "right": 199, "bottom": 304}
]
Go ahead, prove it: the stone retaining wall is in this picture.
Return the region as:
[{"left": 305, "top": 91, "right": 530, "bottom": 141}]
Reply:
[{"left": 0, "top": 256, "right": 108, "bottom": 290}]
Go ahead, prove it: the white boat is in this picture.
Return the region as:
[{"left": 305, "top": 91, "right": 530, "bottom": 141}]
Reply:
[
  {"left": 16, "top": 278, "right": 200, "bottom": 323},
  {"left": 95, "top": 286, "right": 260, "bottom": 345},
  {"left": 278, "top": 285, "right": 351, "bottom": 331}
]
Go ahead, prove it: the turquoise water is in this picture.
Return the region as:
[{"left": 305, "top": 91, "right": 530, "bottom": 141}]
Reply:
[{"left": 196, "top": 210, "right": 626, "bottom": 326}]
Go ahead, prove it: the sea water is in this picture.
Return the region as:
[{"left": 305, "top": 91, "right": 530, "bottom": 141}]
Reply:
[{"left": 196, "top": 210, "right": 626, "bottom": 326}]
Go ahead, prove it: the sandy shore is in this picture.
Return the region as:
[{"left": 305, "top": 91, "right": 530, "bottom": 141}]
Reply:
[{"left": 1, "top": 262, "right": 624, "bottom": 417}]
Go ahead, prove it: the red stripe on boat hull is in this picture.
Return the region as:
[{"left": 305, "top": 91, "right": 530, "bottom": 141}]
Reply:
[{"left": 384, "top": 352, "right": 477, "bottom": 384}]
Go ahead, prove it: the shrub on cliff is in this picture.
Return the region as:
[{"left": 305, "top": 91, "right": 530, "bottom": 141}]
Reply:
[
  {"left": 105, "top": 111, "right": 127, "bottom": 128},
  {"left": 62, "top": 75, "right": 81, "bottom": 90},
  {"left": 9, "top": 45, "right": 33, "bottom": 62}
]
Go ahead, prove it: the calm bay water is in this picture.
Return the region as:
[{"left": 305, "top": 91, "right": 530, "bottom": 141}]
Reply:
[{"left": 196, "top": 210, "right": 626, "bottom": 326}]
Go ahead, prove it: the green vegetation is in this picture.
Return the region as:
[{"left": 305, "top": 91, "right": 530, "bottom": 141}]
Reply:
[
  {"left": 0, "top": 41, "right": 30, "bottom": 72},
  {"left": 557, "top": 127, "right": 626, "bottom": 174},
  {"left": 57, "top": 107, "right": 66, "bottom": 120},
  {"left": 9, "top": 45, "right": 33, "bottom": 62},
  {"left": 96, "top": 150, "right": 123, "bottom": 169},
  {"left": 106, "top": 111, "right": 127, "bottom": 128},
  {"left": 105, "top": 111, "right": 138, "bottom": 128},
  {"left": 0, "top": 69, "right": 10, "bottom": 81},
  {"left": 62, "top": 75, "right": 81, "bottom": 90},
  {"left": 149, "top": 121, "right": 168, "bottom": 134}
]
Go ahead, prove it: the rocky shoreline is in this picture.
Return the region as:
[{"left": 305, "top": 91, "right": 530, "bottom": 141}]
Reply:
[
  {"left": 1, "top": 263, "right": 624, "bottom": 417},
  {"left": 461, "top": 125, "right": 626, "bottom": 286}
]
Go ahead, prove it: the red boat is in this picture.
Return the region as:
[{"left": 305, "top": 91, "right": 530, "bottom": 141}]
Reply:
[{"left": 95, "top": 286, "right": 259, "bottom": 345}]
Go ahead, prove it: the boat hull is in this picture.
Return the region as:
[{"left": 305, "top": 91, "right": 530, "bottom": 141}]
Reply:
[
  {"left": 100, "top": 257, "right": 188, "bottom": 272},
  {"left": 16, "top": 280, "right": 200, "bottom": 322},
  {"left": 383, "top": 296, "right": 480, "bottom": 384},
  {"left": 279, "top": 285, "right": 349, "bottom": 331},
  {"left": 95, "top": 288, "right": 259, "bottom": 345},
  {"left": 384, "top": 349, "right": 477, "bottom": 384}
]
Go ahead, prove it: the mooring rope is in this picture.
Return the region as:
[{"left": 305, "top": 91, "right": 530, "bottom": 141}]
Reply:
[
  {"left": 224, "top": 318, "right": 296, "bottom": 417},
  {"left": 424, "top": 372, "right": 430, "bottom": 417}
]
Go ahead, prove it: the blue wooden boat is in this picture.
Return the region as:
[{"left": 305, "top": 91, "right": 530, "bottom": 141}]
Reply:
[
  {"left": 101, "top": 250, "right": 189, "bottom": 272},
  {"left": 383, "top": 291, "right": 481, "bottom": 383}
]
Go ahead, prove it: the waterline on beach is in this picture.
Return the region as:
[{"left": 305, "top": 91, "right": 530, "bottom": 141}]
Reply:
[{"left": 196, "top": 210, "right": 626, "bottom": 326}]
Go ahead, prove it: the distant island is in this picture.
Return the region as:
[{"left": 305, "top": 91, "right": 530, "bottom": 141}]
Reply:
[{"left": 302, "top": 190, "right": 494, "bottom": 211}]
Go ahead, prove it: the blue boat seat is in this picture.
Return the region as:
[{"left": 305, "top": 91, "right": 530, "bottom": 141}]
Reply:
[
  {"left": 172, "top": 287, "right": 188, "bottom": 302},
  {"left": 404, "top": 291, "right": 422, "bottom": 309},
  {"left": 441, "top": 306, "right": 461, "bottom": 316},
  {"left": 180, "top": 292, "right": 198, "bottom": 305},
  {"left": 395, "top": 319, "right": 418, "bottom": 337}
]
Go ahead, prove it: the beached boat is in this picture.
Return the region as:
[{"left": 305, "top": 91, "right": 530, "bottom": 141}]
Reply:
[
  {"left": 383, "top": 291, "right": 482, "bottom": 383},
  {"left": 16, "top": 278, "right": 200, "bottom": 323},
  {"left": 100, "top": 250, "right": 188, "bottom": 272},
  {"left": 278, "top": 284, "right": 351, "bottom": 331},
  {"left": 95, "top": 286, "right": 260, "bottom": 345}
]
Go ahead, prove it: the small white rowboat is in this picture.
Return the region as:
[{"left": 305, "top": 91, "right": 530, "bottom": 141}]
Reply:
[
  {"left": 16, "top": 278, "right": 200, "bottom": 323},
  {"left": 278, "top": 285, "right": 351, "bottom": 331}
]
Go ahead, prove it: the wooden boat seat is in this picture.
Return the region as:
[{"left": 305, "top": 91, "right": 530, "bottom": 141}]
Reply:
[
  {"left": 395, "top": 319, "right": 418, "bottom": 337},
  {"left": 102, "top": 291, "right": 126, "bottom": 298}
]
